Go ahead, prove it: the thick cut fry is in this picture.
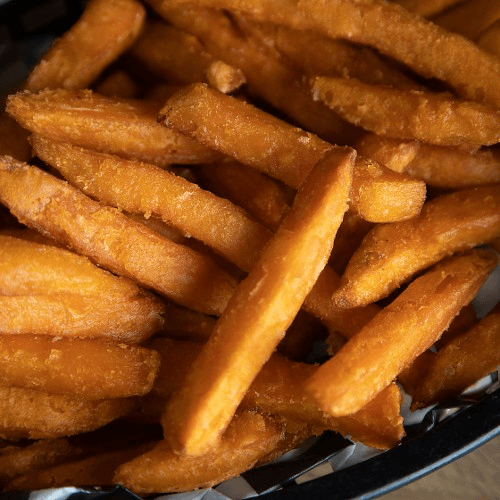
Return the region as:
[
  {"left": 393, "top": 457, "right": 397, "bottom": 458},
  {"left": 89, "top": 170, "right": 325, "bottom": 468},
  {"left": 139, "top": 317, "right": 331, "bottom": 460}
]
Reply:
[
  {"left": 412, "top": 302, "right": 500, "bottom": 409},
  {"left": 95, "top": 70, "right": 141, "bottom": 99},
  {"left": 0, "top": 233, "right": 165, "bottom": 342},
  {"left": 0, "top": 157, "right": 239, "bottom": 315},
  {"left": 334, "top": 185, "right": 500, "bottom": 308},
  {"left": 115, "top": 412, "right": 283, "bottom": 495},
  {"left": 24, "top": 0, "right": 146, "bottom": 91},
  {"left": 391, "top": 0, "right": 464, "bottom": 17},
  {"left": 6, "top": 442, "right": 155, "bottom": 491},
  {"left": 432, "top": 0, "right": 500, "bottom": 41},
  {"left": 6, "top": 89, "right": 221, "bottom": 167},
  {"left": 152, "top": 6, "right": 360, "bottom": 145},
  {"left": 147, "top": 0, "right": 500, "bottom": 109},
  {"left": 0, "top": 334, "right": 160, "bottom": 399},
  {"left": 205, "top": 60, "right": 247, "bottom": 94},
  {"left": 306, "top": 250, "right": 498, "bottom": 417},
  {"left": 397, "top": 350, "right": 436, "bottom": 398},
  {"left": 30, "top": 136, "right": 272, "bottom": 273},
  {"left": 160, "top": 83, "right": 426, "bottom": 222},
  {"left": 0, "top": 387, "right": 137, "bottom": 440},
  {"left": 309, "top": 76, "right": 500, "bottom": 148},
  {"left": 149, "top": 337, "right": 404, "bottom": 449},
  {"left": 161, "top": 147, "right": 354, "bottom": 456}
]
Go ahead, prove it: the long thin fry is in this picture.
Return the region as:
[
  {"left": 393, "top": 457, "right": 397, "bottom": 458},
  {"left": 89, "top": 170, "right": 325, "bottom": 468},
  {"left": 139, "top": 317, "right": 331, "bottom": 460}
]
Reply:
[
  {"left": 24, "top": 0, "right": 146, "bottom": 91},
  {"left": 306, "top": 249, "right": 498, "bottom": 417},
  {"left": 0, "top": 157, "right": 239, "bottom": 315},
  {"left": 6, "top": 89, "right": 221, "bottom": 167},
  {"left": 334, "top": 185, "right": 500, "bottom": 308},
  {"left": 146, "top": 0, "right": 500, "bottom": 109},
  {"left": 161, "top": 146, "right": 354, "bottom": 456}
]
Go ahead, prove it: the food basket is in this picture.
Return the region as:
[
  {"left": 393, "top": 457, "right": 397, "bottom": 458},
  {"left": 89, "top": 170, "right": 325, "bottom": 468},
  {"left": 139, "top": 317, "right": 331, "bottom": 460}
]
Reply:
[{"left": 1, "top": 0, "right": 500, "bottom": 498}]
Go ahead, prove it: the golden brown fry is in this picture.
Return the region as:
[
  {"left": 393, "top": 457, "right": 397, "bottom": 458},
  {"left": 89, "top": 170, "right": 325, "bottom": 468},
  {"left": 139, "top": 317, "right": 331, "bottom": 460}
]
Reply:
[
  {"left": 309, "top": 76, "right": 500, "bottom": 148},
  {"left": 95, "top": 70, "right": 141, "bottom": 99},
  {"left": 6, "top": 442, "right": 156, "bottom": 491},
  {"left": 114, "top": 412, "right": 283, "bottom": 495},
  {"left": 0, "top": 112, "right": 31, "bottom": 162},
  {"left": 0, "top": 233, "right": 165, "bottom": 342},
  {"left": 30, "top": 136, "right": 272, "bottom": 273},
  {"left": 334, "top": 185, "right": 500, "bottom": 308},
  {"left": 152, "top": 6, "right": 360, "bottom": 145},
  {"left": 397, "top": 350, "right": 436, "bottom": 399},
  {"left": 306, "top": 249, "right": 498, "bottom": 417},
  {"left": 161, "top": 147, "right": 354, "bottom": 456},
  {"left": 197, "top": 160, "right": 291, "bottom": 231},
  {"left": 24, "top": 0, "right": 146, "bottom": 91},
  {"left": 148, "top": 0, "right": 500, "bottom": 109},
  {"left": 412, "top": 302, "right": 500, "bottom": 409},
  {"left": 391, "top": 0, "right": 464, "bottom": 17},
  {"left": 160, "top": 83, "right": 426, "bottom": 222},
  {"left": 434, "top": 303, "right": 479, "bottom": 350},
  {"left": 205, "top": 60, "right": 246, "bottom": 94},
  {"left": 0, "top": 387, "right": 138, "bottom": 440},
  {"left": 6, "top": 89, "right": 221, "bottom": 167},
  {"left": 0, "top": 334, "right": 159, "bottom": 399},
  {"left": 0, "top": 157, "right": 239, "bottom": 315},
  {"left": 432, "top": 0, "right": 500, "bottom": 41}
]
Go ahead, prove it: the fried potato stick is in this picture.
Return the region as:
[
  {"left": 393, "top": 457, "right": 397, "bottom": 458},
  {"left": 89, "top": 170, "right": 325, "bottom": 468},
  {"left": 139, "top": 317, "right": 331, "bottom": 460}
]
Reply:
[
  {"left": 147, "top": 0, "right": 500, "bottom": 109},
  {"left": 24, "top": 0, "right": 146, "bottom": 91},
  {"left": 30, "top": 136, "right": 272, "bottom": 273},
  {"left": 0, "top": 233, "right": 165, "bottom": 342},
  {"left": 334, "top": 185, "right": 500, "bottom": 308},
  {"left": 115, "top": 412, "right": 283, "bottom": 495},
  {"left": 0, "top": 113, "right": 31, "bottom": 162},
  {"left": 161, "top": 146, "right": 354, "bottom": 456},
  {"left": 412, "top": 302, "right": 500, "bottom": 409},
  {"left": 0, "top": 334, "right": 160, "bottom": 400},
  {"left": 306, "top": 249, "right": 499, "bottom": 417},
  {"left": 309, "top": 76, "right": 500, "bottom": 148},
  {"left": 160, "top": 83, "right": 426, "bottom": 222},
  {"left": 0, "top": 387, "right": 138, "bottom": 440},
  {"left": 6, "top": 89, "right": 221, "bottom": 167},
  {"left": 0, "top": 157, "right": 238, "bottom": 315}
]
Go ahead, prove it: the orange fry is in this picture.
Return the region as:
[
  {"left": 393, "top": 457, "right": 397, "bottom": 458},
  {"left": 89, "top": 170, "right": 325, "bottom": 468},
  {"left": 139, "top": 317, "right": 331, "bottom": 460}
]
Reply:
[
  {"left": 0, "top": 334, "right": 159, "bottom": 400},
  {"left": 0, "top": 387, "right": 138, "bottom": 440},
  {"left": 412, "top": 302, "right": 500, "bottom": 409},
  {"left": 0, "top": 157, "right": 238, "bottom": 315},
  {"left": 6, "top": 89, "right": 221, "bottom": 167},
  {"left": 306, "top": 249, "right": 498, "bottom": 417},
  {"left": 24, "top": 0, "right": 146, "bottom": 91},
  {"left": 309, "top": 76, "right": 500, "bottom": 148},
  {"left": 334, "top": 185, "right": 500, "bottom": 308},
  {"left": 161, "top": 146, "right": 354, "bottom": 456}
]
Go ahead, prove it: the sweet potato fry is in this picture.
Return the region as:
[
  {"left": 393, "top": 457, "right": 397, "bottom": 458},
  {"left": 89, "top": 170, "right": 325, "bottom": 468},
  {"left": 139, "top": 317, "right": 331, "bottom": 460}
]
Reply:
[
  {"left": 6, "top": 89, "right": 221, "bottom": 167},
  {"left": 30, "top": 136, "right": 272, "bottom": 273},
  {"left": 160, "top": 83, "right": 426, "bottom": 222},
  {"left": 0, "top": 387, "right": 138, "bottom": 440},
  {"left": 334, "top": 185, "right": 500, "bottom": 308},
  {"left": 0, "top": 157, "right": 239, "bottom": 315},
  {"left": 0, "top": 334, "right": 160, "bottom": 399},
  {"left": 309, "top": 76, "right": 500, "bottom": 148},
  {"left": 412, "top": 302, "right": 500, "bottom": 409},
  {"left": 0, "top": 233, "right": 165, "bottom": 342},
  {"left": 161, "top": 146, "right": 354, "bottom": 456},
  {"left": 24, "top": 0, "right": 146, "bottom": 91},
  {"left": 306, "top": 249, "right": 499, "bottom": 417},
  {"left": 114, "top": 412, "right": 283, "bottom": 495},
  {"left": 148, "top": 0, "right": 500, "bottom": 108}
]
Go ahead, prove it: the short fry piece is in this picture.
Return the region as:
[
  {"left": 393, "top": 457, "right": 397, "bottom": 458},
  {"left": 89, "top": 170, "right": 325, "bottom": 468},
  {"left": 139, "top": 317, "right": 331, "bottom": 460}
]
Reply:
[
  {"left": 115, "top": 412, "right": 283, "bottom": 495},
  {"left": 0, "top": 233, "right": 165, "bottom": 342},
  {"left": 24, "top": 0, "right": 146, "bottom": 91},
  {"left": 309, "top": 76, "right": 500, "bottom": 147},
  {"left": 412, "top": 302, "right": 500, "bottom": 409},
  {"left": 161, "top": 146, "right": 355, "bottom": 456},
  {"left": 334, "top": 185, "right": 500, "bottom": 308},
  {"left": 306, "top": 250, "right": 498, "bottom": 417},
  {"left": 0, "top": 387, "right": 137, "bottom": 440},
  {"left": 7, "top": 89, "right": 221, "bottom": 167},
  {"left": 0, "top": 334, "right": 159, "bottom": 399},
  {"left": 0, "top": 157, "right": 239, "bottom": 315}
]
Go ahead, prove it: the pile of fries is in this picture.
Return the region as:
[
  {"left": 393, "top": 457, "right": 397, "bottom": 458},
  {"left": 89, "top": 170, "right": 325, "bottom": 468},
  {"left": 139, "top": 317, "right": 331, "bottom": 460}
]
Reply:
[{"left": 0, "top": 0, "right": 500, "bottom": 495}]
